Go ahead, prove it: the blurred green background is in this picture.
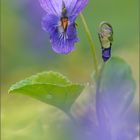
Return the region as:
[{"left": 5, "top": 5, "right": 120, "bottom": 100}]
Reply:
[{"left": 1, "top": 0, "right": 139, "bottom": 140}]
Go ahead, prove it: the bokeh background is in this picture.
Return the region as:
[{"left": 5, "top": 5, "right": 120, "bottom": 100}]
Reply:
[{"left": 1, "top": 0, "right": 139, "bottom": 140}]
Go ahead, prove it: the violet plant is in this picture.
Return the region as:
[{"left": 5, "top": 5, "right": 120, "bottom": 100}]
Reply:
[
  {"left": 40, "top": 0, "right": 88, "bottom": 54},
  {"left": 9, "top": 0, "right": 139, "bottom": 140}
]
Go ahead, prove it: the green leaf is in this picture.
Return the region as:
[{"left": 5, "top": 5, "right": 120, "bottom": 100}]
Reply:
[
  {"left": 9, "top": 71, "right": 84, "bottom": 113},
  {"left": 96, "top": 57, "right": 135, "bottom": 119}
]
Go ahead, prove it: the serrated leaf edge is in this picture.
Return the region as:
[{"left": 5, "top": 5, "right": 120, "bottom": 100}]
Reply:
[{"left": 9, "top": 82, "right": 84, "bottom": 93}]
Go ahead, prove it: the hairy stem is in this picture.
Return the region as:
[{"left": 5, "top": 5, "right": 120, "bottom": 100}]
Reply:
[{"left": 80, "top": 13, "right": 98, "bottom": 74}]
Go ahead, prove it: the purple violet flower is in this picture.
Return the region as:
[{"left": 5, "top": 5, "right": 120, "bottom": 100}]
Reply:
[{"left": 39, "top": 0, "right": 88, "bottom": 54}]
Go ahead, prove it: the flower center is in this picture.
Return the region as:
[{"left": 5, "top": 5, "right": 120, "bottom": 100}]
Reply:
[
  {"left": 61, "top": 17, "right": 68, "bottom": 31},
  {"left": 60, "top": 2, "right": 68, "bottom": 31}
]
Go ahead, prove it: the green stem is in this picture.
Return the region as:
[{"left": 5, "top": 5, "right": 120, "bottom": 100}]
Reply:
[{"left": 79, "top": 13, "right": 98, "bottom": 74}]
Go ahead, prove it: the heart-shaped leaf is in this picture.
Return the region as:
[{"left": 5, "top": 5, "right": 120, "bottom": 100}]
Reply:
[
  {"left": 9, "top": 71, "right": 84, "bottom": 113},
  {"left": 95, "top": 57, "right": 136, "bottom": 139},
  {"left": 96, "top": 57, "right": 135, "bottom": 121}
]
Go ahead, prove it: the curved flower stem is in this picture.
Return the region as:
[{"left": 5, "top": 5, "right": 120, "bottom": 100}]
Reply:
[{"left": 80, "top": 13, "right": 98, "bottom": 75}]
